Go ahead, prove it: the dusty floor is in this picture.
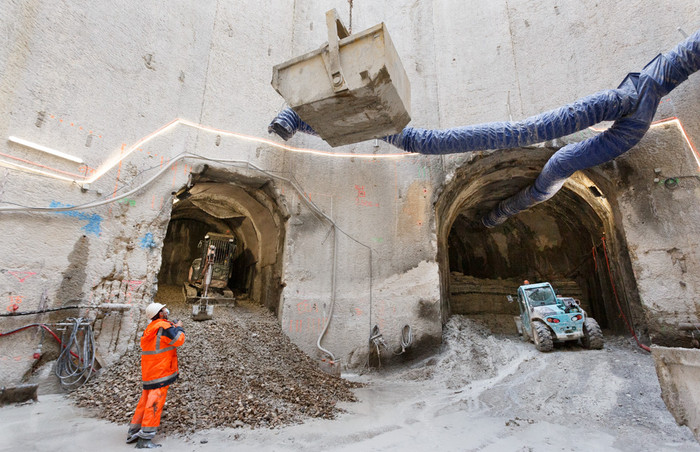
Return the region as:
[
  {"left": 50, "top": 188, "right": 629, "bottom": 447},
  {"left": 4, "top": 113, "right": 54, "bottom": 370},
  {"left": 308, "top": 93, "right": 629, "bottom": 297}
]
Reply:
[{"left": 1, "top": 315, "right": 698, "bottom": 451}]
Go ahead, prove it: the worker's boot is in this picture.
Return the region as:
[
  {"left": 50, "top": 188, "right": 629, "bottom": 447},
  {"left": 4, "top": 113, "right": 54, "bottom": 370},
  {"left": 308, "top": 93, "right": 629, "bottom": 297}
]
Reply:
[
  {"left": 126, "top": 431, "right": 139, "bottom": 444},
  {"left": 135, "top": 438, "right": 161, "bottom": 449}
]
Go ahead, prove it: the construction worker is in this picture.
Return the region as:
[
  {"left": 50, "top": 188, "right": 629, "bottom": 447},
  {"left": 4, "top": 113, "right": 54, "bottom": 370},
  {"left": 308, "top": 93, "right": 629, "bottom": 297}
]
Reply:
[{"left": 126, "top": 302, "right": 185, "bottom": 448}]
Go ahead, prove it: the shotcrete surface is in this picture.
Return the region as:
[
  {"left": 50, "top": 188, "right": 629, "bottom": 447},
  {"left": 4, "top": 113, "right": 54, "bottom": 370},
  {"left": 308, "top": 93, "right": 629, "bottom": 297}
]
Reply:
[{"left": 1, "top": 314, "right": 698, "bottom": 451}]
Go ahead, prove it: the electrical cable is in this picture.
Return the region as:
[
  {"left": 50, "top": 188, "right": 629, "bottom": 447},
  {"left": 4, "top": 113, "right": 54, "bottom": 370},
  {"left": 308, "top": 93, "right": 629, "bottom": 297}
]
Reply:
[
  {"left": 392, "top": 324, "right": 414, "bottom": 355},
  {"left": 367, "top": 248, "right": 373, "bottom": 369},
  {"left": 0, "top": 305, "right": 82, "bottom": 317},
  {"left": 0, "top": 152, "right": 190, "bottom": 213},
  {"left": 0, "top": 323, "right": 95, "bottom": 382},
  {"left": 400, "top": 324, "right": 413, "bottom": 351},
  {"left": 0, "top": 152, "right": 374, "bottom": 255},
  {"left": 54, "top": 317, "right": 95, "bottom": 390},
  {"left": 0, "top": 152, "right": 377, "bottom": 362},
  {"left": 0, "top": 153, "right": 372, "bottom": 252},
  {"left": 316, "top": 226, "right": 337, "bottom": 361},
  {"left": 369, "top": 325, "right": 387, "bottom": 367},
  {"left": 0, "top": 323, "right": 48, "bottom": 338},
  {"left": 601, "top": 236, "right": 651, "bottom": 352}
]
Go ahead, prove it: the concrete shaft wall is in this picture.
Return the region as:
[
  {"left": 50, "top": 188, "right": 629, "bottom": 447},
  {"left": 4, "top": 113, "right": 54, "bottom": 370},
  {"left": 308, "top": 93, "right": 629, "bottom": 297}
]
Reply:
[{"left": 0, "top": 0, "right": 698, "bottom": 387}]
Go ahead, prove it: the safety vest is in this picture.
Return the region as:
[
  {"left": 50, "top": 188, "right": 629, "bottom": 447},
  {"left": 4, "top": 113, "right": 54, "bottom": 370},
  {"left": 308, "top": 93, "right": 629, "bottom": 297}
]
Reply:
[{"left": 140, "top": 319, "right": 185, "bottom": 389}]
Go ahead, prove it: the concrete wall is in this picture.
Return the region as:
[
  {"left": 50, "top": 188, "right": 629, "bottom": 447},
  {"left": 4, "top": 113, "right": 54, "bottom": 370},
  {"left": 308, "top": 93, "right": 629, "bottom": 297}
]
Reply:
[{"left": 0, "top": 0, "right": 699, "bottom": 388}]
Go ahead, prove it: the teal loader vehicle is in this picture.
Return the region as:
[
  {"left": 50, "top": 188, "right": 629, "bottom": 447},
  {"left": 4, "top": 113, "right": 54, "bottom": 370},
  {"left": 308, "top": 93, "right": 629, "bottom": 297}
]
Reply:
[{"left": 508, "top": 281, "right": 603, "bottom": 352}]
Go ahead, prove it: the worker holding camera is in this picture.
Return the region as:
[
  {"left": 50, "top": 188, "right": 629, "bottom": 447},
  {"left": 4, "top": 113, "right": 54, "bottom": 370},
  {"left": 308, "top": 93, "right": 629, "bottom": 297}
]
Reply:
[{"left": 126, "top": 302, "right": 185, "bottom": 448}]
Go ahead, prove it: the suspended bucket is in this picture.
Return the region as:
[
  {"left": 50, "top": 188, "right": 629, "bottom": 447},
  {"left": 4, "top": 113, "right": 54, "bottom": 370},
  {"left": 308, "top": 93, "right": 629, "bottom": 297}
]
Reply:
[{"left": 271, "top": 9, "right": 411, "bottom": 147}]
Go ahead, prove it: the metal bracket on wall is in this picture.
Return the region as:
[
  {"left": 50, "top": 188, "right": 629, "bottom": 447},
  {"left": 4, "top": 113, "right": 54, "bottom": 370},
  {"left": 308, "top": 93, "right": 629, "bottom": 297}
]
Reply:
[{"left": 321, "top": 9, "right": 350, "bottom": 93}]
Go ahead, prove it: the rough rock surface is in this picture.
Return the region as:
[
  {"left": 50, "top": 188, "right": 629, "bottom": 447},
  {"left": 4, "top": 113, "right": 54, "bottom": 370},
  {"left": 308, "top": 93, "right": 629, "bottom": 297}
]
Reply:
[{"left": 71, "top": 286, "right": 361, "bottom": 435}]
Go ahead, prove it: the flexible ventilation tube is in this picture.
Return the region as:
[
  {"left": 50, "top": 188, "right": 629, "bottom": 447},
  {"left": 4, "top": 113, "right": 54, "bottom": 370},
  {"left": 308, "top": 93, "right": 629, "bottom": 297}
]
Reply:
[
  {"left": 268, "top": 108, "right": 320, "bottom": 141},
  {"left": 483, "top": 30, "right": 700, "bottom": 227},
  {"left": 268, "top": 84, "right": 637, "bottom": 152},
  {"left": 268, "top": 30, "right": 700, "bottom": 226}
]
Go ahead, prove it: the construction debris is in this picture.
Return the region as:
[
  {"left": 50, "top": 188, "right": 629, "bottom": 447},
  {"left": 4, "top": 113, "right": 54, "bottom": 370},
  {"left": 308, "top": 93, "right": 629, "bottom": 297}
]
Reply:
[
  {"left": 71, "top": 289, "right": 361, "bottom": 435},
  {"left": 0, "top": 384, "right": 38, "bottom": 406}
]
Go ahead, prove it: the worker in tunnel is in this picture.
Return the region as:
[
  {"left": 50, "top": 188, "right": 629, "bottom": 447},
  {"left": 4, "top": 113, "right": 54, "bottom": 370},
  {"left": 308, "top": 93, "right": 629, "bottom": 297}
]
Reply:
[{"left": 126, "top": 302, "right": 186, "bottom": 448}]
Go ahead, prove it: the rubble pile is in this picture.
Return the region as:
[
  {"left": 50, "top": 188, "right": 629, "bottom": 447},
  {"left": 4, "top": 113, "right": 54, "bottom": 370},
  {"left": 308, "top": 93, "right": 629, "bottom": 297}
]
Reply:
[
  {"left": 71, "top": 293, "right": 360, "bottom": 435},
  {"left": 397, "top": 316, "right": 527, "bottom": 386}
]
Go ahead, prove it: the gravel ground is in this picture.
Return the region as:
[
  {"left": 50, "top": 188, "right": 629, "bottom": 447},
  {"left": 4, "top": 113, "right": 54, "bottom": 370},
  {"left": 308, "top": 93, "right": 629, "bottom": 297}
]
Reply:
[
  {"left": 3, "top": 313, "right": 698, "bottom": 451},
  {"left": 377, "top": 317, "right": 700, "bottom": 451},
  {"left": 71, "top": 286, "right": 360, "bottom": 436}
]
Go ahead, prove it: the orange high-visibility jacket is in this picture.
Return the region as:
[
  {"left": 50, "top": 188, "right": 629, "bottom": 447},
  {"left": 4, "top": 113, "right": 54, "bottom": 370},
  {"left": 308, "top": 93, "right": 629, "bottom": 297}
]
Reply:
[{"left": 140, "top": 319, "right": 185, "bottom": 389}]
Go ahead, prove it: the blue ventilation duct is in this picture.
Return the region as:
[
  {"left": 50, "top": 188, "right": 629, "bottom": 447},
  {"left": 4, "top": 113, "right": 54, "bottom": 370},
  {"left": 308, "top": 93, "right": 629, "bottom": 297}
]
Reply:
[
  {"left": 267, "top": 107, "right": 319, "bottom": 141},
  {"left": 268, "top": 30, "right": 700, "bottom": 227}
]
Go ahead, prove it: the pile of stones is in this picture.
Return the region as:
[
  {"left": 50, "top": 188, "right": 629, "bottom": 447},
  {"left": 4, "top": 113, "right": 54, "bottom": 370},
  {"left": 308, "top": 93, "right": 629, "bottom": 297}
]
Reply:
[{"left": 71, "top": 295, "right": 360, "bottom": 435}]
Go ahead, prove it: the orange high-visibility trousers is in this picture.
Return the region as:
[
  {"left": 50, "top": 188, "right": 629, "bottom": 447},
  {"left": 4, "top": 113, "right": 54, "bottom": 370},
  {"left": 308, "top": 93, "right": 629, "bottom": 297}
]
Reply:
[{"left": 129, "top": 386, "right": 169, "bottom": 439}]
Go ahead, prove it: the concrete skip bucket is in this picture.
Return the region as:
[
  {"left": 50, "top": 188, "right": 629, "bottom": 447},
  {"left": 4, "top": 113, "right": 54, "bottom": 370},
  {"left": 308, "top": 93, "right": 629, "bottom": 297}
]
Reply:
[
  {"left": 651, "top": 345, "right": 700, "bottom": 442},
  {"left": 271, "top": 9, "right": 411, "bottom": 147}
]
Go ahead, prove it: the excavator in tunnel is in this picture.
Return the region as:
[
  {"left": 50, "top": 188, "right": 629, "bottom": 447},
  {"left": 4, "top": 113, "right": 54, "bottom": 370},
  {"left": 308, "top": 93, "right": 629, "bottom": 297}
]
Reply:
[{"left": 183, "top": 232, "right": 238, "bottom": 320}]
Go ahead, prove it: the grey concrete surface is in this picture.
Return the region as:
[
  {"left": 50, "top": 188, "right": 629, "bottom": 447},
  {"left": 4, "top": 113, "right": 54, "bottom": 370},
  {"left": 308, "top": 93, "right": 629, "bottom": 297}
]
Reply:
[
  {"left": 2, "top": 320, "right": 699, "bottom": 451},
  {"left": 652, "top": 345, "right": 700, "bottom": 442},
  {"left": 0, "top": 1, "right": 699, "bottom": 396}
]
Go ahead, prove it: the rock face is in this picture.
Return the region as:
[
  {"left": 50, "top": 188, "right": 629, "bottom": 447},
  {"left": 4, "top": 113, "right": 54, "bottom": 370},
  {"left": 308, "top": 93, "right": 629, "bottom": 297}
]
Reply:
[
  {"left": 1, "top": 0, "right": 699, "bottom": 391},
  {"left": 71, "top": 293, "right": 361, "bottom": 435}
]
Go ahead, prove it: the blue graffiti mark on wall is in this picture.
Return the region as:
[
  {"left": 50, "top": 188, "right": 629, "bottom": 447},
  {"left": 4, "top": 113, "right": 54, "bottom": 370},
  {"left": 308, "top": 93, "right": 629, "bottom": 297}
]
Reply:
[
  {"left": 139, "top": 232, "right": 156, "bottom": 249},
  {"left": 50, "top": 201, "right": 102, "bottom": 236}
]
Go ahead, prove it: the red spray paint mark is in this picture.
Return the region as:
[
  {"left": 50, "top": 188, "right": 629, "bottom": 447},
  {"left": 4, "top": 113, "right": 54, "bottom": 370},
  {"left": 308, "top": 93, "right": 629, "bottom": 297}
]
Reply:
[{"left": 7, "top": 271, "right": 36, "bottom": 283}]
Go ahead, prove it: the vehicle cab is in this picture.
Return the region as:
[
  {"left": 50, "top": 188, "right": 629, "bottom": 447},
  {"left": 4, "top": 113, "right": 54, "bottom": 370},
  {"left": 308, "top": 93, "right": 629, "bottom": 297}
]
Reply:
[{"left": 517, "top": 282, "right": 586, "bottom": 341}]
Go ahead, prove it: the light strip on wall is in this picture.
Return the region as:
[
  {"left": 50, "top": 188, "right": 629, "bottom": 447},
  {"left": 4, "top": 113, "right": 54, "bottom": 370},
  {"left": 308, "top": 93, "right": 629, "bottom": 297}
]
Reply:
[
  {"left": 177, "top": 119, "right": 410, "bottom": 159},
  {"left": 83, "top": 118, "right": 410, "bottom": 184},
  {"left": 8, "top": 136, "right": 84, "bottom": 164},
  {"left": 0, "top": 158, "right": 77, "bottom": 182},
  {"left": 85, "top": 119, "right": 181, "bottom": 184},
  {"left": 15, "top": 114, "right": 696, "bottom": 186},
  {"left": 0, "top": 151, "right": 87, "bottom": 178},
  {"left": 649, "top": 117, "right": 700, "bottom": 170},
  {"left": 5, "top": 118, "right": 413, "bottom": 184},
  {"left": 588, "top": 117, "right": 700, "bottom": 170}
]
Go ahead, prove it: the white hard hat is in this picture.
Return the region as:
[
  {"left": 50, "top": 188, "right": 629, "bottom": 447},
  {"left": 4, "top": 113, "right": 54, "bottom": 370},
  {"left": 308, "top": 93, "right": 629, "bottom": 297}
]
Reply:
[{"left": 145, "top": 302, "right": 166, "bottom": 320}]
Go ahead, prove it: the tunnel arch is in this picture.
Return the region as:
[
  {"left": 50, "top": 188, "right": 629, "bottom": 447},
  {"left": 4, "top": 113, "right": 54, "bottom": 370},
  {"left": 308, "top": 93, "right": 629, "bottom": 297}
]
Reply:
[
  {"left": 157, "top": 169, "right": 288, "bottom": 314},
  {"left": 435, "top": 148, "right": 645, "bottom": 336}
]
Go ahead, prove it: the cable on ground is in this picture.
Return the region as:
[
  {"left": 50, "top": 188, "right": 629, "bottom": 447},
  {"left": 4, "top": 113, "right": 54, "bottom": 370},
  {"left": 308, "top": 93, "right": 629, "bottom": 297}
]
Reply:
[{"left": 0, "top": 318, "right": 96, "bottom": 390}]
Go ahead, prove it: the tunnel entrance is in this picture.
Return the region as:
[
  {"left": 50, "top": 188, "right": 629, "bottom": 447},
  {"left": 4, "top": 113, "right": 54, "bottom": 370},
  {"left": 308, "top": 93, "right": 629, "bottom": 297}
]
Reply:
[
  {"left": 157, "top": 170, "right": 287, "bottom": 314},
  {"left": 436, "top": 149, "right": 644, "bottom": 336}
]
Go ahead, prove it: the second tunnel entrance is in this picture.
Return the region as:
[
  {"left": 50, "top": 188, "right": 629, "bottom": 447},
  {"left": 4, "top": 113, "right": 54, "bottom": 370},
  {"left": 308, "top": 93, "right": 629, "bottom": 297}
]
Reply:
[{"left": 436, "top": 149, "right": 644, "bottom": 336}]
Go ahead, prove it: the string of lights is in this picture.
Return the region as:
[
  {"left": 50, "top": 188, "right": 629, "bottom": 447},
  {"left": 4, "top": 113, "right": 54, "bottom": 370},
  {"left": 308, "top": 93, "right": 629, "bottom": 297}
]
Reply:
[
  {"left": 1, "top": 115, "right": 697, "bottom": 188},
  {"left": 0, "top": 118, "right": 413, "bottom": 186}
]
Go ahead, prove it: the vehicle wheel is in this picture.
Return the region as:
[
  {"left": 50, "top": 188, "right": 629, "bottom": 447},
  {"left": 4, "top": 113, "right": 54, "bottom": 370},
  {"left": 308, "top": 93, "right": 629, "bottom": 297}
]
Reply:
[
  {"left": 533, "top": 322, "right": 554, "bottom": 352},
  {"left": 581, "top": 318, "right": 604, "bottom": 349}
]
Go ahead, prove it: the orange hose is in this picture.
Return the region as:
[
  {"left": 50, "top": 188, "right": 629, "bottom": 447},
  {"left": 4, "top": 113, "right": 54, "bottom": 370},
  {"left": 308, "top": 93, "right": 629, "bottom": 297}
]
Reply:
[{"left": 601, "top": 236, "right": 651, "bottom": 352}]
